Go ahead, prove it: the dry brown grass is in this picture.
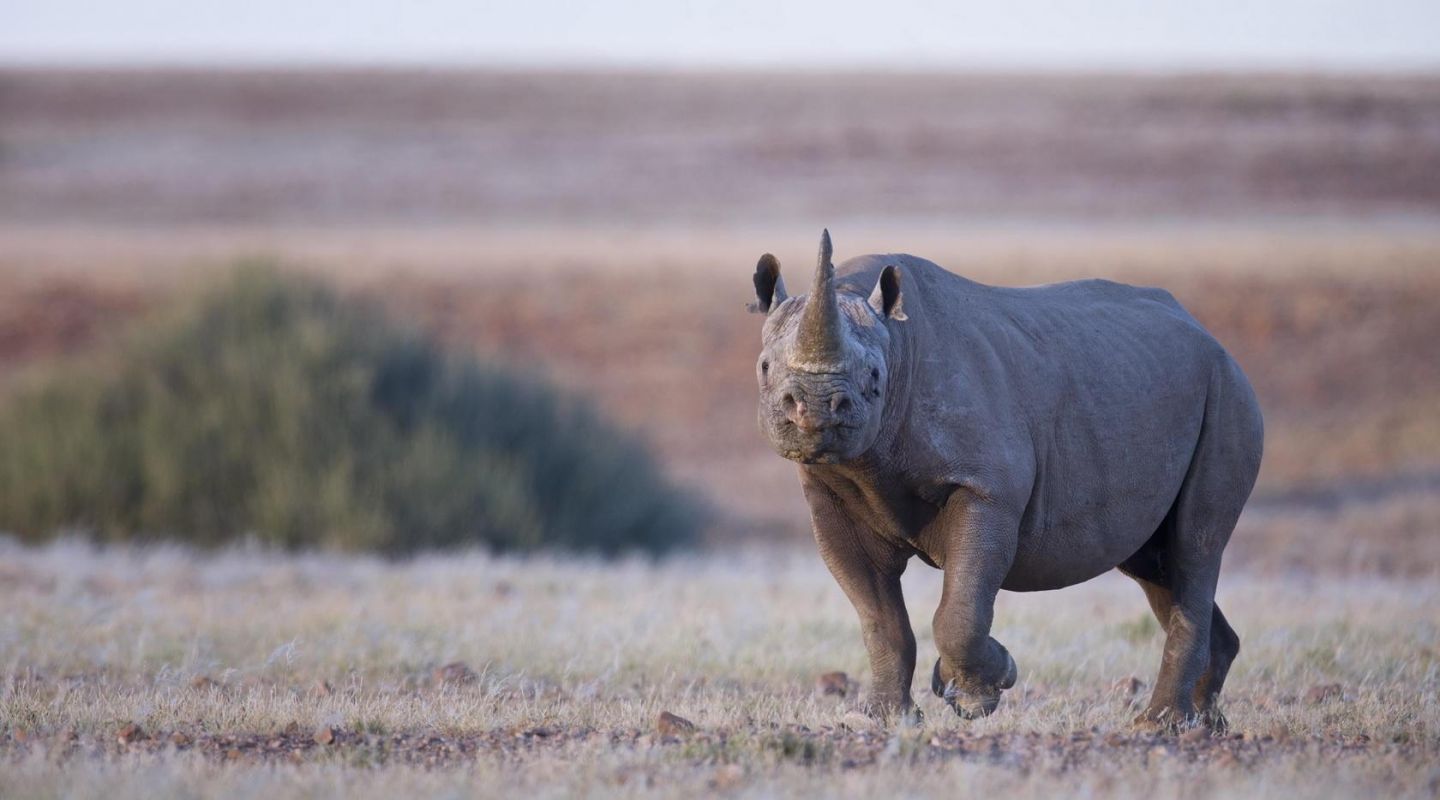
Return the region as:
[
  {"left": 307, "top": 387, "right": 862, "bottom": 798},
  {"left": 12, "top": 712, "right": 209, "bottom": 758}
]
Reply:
[{"left": 2, "top": 539, "right": 1437, "bottom": 798}]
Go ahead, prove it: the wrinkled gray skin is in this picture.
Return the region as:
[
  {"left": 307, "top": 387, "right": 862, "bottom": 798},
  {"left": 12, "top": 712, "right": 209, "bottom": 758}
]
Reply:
[{"left": 750, "top": 231, "right": 1263, "bottom": 731}]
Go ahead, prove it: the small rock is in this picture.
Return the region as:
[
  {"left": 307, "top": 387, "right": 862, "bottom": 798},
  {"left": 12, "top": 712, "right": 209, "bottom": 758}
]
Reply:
[
  {"left": 839, "top": 711, "right": 877, "bottom": 732},
  {"left": 656, "top": 711, "right": 696, "bottom": 738},
  {"left": 1112, "top": 676, "right": 1146, "bottom": 697},
  {"left": 1180, "top": 726, "right": 1210, "bottom": 745},
  {"left": 116, "top": 723, "right": 147, "bottom": 745},
  {"left": 169, "top": 731, "right": 192, "bottom": 747},
  {"left": 1304, "top": 683, "right": 1343, "bottom": 705},
  {"left": 815, "top": 671, "right": 850, "bottom": 697},
  {"left": 709, "top": 764, "right": 745, "bottom": 790},
  {"left": 897, "top": 707, "right": 925, "bottom": 729},
  {"left": 433, "top": 662, "right": 478, "bottom": 686},
  {"left": 313, "top": 726, "right": 337, "bottom": 745}
]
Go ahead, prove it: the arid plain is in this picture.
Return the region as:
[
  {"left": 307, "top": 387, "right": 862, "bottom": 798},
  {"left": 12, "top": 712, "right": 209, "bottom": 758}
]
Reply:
[{"left": 1, "top": 70, "right": 1438, "bottom": 797}]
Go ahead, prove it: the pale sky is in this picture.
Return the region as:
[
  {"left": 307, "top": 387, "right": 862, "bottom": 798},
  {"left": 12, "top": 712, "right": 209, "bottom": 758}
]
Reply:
[{"left": 2, "top": 0, "right": 1438, "bottom": 69}]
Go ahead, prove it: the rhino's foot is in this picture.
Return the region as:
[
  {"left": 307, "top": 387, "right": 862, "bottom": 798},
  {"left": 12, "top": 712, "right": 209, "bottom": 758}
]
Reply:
[
  {"left": 1131, "top": 705, "right": 1221, "bottom": 735},
  {"left": 1131, "top": 710, "right": 1177, "bottom": 735},
  {"left": 895, "top": 706, "right": 925, "bottom": 729},
  {"left": 860, "top": 696, "right": 922, "bottom": 727},
  {"left": 931, "top": 652, "right": 1017, "bottom": 719}
]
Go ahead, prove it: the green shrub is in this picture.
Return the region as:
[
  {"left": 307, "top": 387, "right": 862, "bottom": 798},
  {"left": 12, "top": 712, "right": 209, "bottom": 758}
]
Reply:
[{"left": 0, "top": 266, "right": 702, "bottom": 555}]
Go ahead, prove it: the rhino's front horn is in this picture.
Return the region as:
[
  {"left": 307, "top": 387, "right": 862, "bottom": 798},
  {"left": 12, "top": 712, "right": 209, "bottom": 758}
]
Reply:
[{"left": 796, "top": 229, "right": 845, "bottom": 366}]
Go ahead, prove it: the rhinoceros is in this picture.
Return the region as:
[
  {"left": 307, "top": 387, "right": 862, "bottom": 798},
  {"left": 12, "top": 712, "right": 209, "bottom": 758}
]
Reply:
[{"left": 749, "top": 231, "right": 1263, "bottom": 730}]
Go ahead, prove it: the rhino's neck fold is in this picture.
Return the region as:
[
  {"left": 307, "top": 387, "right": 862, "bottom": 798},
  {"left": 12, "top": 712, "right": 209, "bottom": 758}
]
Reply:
[{"left": 869, "top": 307, "right": 917, "bottom": 468}]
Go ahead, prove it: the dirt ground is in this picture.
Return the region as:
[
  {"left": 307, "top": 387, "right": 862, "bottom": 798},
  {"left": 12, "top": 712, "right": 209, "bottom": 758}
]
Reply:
[{"left": 1, "top": 543, "right": 1436, "bottom": 798}]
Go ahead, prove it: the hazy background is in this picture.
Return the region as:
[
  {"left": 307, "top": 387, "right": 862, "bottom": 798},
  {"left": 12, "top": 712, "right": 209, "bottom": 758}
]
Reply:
[{"left": 1, "top": 0, "right": 1437, "bottom": 567}]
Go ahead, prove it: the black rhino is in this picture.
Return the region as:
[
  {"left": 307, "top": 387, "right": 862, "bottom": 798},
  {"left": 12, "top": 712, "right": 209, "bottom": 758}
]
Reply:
[{"left": 750, "top": 231, "right": 1263, "bottom": 730}]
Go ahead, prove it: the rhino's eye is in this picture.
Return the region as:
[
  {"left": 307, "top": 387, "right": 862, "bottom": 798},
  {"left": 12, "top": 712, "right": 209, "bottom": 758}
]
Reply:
[
  {"left": 870, "top": 367, "right": 880, "bottom": 382},
  {"left": 762, "top": 360, "right": 770, "bottom": 376}
]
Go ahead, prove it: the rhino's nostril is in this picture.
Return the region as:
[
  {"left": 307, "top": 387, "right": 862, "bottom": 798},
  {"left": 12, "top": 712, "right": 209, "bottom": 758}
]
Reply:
[{"left": 831, "top": 395, "right": 852, "bottom": 415}]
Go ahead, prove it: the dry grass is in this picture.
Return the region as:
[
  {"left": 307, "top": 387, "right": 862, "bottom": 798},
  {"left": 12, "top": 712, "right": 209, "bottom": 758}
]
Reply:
[{"left": 2, "top": 538, "right": 1437, "bottom": 798}]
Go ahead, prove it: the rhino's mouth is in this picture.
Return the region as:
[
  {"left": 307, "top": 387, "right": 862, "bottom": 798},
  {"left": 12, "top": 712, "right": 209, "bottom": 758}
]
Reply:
[
  {"left": 788, "top": 450, "right": 841, "bottom": 465},
  {"left": 780, "top": 432, "right": 851, "bottom": 464},
  {"left": 769, "top": 418, "right": 860, "bottom": 464}
]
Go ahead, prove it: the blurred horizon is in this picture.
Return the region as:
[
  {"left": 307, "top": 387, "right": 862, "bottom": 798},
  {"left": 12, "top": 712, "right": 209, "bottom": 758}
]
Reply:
[
  {"left": 1, "top": 3, "right": 1438, "bottom": 568},
  {"left": 3, "top": 0, "right": 1439, "bottom": 71}
]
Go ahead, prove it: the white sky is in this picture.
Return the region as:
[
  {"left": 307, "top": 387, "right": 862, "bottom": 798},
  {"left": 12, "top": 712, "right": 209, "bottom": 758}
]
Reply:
[{"left": 2, "top": 0, "right": 1438, "bottom": 69}]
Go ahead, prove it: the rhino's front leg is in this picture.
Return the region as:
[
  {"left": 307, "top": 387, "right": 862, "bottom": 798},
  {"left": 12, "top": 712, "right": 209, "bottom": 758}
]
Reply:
[
  {"left": 929, "top": 499, "right": 1020, "bottom": 719},
  {"left": 806, "top": 486, "right": 917, "bottom": 720}
]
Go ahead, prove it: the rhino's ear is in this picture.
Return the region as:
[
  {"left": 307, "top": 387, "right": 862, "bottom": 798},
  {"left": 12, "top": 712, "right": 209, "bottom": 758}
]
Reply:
[
  {"left": 868, "top": 265, "right": 907, "bottom": 321},
  {"left": 749, "top": 253, "right": 787, "bottom": 314}
]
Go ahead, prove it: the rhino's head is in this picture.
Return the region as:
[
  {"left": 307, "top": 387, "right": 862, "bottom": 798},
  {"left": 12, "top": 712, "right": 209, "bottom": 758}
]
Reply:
[{"left": 749, "top": 230, "right": 907, "bottom": 465}]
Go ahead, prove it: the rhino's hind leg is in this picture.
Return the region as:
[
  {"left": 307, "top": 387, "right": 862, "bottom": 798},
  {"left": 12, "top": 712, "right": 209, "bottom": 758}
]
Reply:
[
  {"left": 1120, "top": 367, "right": 1259, "bottom": 733},
  {"left": 1119, "top": 548, "right": 1240, "bottom": 731},
  {"left": 1123, "top": 544, "right": 1219, "bottom": 731},
  {"left": 1121, "top": 392, "right": 1257, "bottom": 732},
  {"left": 1194, "top": 606, "right": 1240, "bottom": 723}
]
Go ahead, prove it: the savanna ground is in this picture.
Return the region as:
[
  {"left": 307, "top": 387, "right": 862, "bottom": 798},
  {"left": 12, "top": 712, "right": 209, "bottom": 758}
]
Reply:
[
  {"left": 1, "top": 69, "right": 1439, "bottom": 797},
  {"left": 3, "top": 542, "right": 1439, "bottom": 799}
]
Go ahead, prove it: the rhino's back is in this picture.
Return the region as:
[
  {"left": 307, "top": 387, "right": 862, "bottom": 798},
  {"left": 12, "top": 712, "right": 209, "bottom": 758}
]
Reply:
[
  {"left": 840, "top": 253, "right": 1255, "bottom": 589},
  {"left": 836, "top": 253, "right": 1221, "bottom": 380}
]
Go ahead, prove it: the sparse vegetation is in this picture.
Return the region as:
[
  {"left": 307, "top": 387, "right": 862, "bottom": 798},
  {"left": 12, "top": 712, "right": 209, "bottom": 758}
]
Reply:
[
  {"left": 0, "top": 540, "right": 1436, "bottom": 798},
  {"left": 0, "top": 267, "right": 702, "bottom": 555}
]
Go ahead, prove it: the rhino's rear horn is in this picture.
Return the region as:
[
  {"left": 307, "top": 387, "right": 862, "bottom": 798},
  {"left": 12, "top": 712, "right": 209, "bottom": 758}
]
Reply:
[{"left": 796, "top": 229, "right": 845, "bottom": 361}]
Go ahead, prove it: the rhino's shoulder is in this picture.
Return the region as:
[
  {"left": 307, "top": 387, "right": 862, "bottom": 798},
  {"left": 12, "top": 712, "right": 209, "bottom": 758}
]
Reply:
[{"left": 835, "top": 253, "right": 978, "bottom": 296}]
